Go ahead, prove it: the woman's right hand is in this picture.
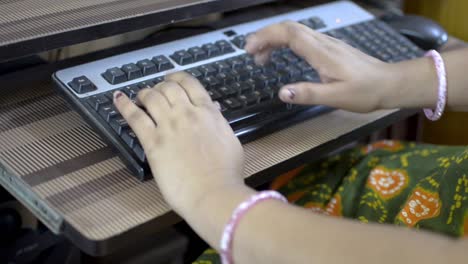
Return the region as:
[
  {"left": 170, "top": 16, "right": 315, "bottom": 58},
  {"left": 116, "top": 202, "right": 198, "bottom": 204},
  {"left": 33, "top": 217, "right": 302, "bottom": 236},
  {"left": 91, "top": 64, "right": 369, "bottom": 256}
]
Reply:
[{"left": 245, "top": 21, "right": 411, "bottom": 113}]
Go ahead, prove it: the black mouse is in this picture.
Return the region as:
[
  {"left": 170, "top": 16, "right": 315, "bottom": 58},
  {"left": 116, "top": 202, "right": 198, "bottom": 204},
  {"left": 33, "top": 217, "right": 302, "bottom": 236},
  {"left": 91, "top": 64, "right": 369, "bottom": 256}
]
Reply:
[{"left": 384, "top": 15, "right": 448, "bottom": 51}]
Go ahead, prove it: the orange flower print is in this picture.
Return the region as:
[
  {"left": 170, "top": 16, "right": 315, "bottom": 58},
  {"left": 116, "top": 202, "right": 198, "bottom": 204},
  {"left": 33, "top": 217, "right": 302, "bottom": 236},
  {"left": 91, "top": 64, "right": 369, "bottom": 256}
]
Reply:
[
  {"left": 362, "top": 140, "right": 404, "bottom": 154},
  {"left": 367, "top": 167, "right": 409, "bottom": 199},
  {"left": 286, "top": 191, "right": 306, "bottom": 203},
  {"left": 398, "top": 187, "right": 441, "bottom": 227},
  {"left": 304, "top": 202, "right": 326, "bottom": 214},
  {"left": 324, "top": 195, "right": 342, "bottom": 217},
  {"left": 270, "top": 166, "right": 305, "bottom": 190}
]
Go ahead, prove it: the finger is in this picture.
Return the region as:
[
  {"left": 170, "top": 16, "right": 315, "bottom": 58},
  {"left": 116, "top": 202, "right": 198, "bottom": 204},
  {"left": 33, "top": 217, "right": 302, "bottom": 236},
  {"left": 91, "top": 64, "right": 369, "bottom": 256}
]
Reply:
[
  {"left": 253, "top": 49, "right": 272, "bottom": 65},
  {"left": 113, "top": 91, "right": 158, "bottom": 148},
  {"left": 155, "top": 81, "right": 191, "bottom": 107},
  {"left": 137, "top": 88, "right": 171, "bottom": 123},
  {"left": 245, "top": 21, "right": 332, "bottom": 65},
  {"left": 165, "top": 72, "right": 212, "bottom": 107},
  {"left": 278, "top": 82, "right": 356, "bottom": 109}
]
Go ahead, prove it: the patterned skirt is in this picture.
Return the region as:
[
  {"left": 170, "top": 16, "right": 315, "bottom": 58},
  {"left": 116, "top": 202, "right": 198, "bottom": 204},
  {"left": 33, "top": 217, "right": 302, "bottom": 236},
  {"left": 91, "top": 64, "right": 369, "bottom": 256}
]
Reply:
[{"left": 194, "top": 141, "right": 468, "bottom": 263}]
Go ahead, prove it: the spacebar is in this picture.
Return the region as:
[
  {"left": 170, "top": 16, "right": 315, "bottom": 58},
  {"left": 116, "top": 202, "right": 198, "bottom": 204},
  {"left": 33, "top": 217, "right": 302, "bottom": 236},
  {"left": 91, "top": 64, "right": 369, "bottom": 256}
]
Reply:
[{"left": 224, "top": 101, "right": 285, "bottom": 126}]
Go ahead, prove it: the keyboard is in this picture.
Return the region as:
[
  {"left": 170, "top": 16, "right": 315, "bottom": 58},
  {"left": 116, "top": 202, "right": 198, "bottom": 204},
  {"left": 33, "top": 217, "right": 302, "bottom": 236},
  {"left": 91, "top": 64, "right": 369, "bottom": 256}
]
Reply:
[{"left": 53, "top": 1, "right": 424, "bottom": 180}]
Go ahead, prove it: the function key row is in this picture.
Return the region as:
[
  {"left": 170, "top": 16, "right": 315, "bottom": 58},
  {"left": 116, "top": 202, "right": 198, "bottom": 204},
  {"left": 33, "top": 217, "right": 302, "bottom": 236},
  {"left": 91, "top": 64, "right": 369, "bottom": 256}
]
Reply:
[
  {"left": 231, "top": 35, "right": 247, "bottom": 49},
  {"left": 170, "top": 40, "right": 235, "bottom": 66},
  {"left": 102, "top": 55, "right": 174, "bottom": 85},
  {"left": 230, "top": 16, "right": 326, "bottom": 50},
  {"left": 299, "top": 16, "right": 327, "bottom": 30},
  {"left": 69, "top": 76, "right": 97, "bottom": 94}
]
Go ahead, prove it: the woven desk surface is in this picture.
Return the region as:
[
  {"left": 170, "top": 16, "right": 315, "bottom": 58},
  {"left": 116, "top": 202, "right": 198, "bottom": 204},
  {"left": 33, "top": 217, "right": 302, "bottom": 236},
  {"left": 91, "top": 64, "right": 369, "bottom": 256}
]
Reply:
[
  {"left": 0, "top": 79, "right": 402, "bottom": 244},
  {"left": 0, "top": 0, "right": 208, "bottom": 47}
]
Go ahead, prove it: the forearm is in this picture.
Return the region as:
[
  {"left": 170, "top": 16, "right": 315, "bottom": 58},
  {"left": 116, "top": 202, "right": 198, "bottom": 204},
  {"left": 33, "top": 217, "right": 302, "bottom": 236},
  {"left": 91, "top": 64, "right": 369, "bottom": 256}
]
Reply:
[
  {"left": 383, "top": 48, "right": 468, "bottom": 111},
  {"left": 184, "top": 185, "right": 466, "bottom": 264}
]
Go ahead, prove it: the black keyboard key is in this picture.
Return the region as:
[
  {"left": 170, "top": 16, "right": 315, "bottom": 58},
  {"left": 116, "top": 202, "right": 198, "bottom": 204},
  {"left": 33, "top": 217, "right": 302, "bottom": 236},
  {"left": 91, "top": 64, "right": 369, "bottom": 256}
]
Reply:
[
  {"left": 244, "top": 64, "right": 258, "bottom": 74},
  {"left": 223, "top": 98, "right": 242, "bottom": 110},
  {"left": 121, "top": 63, "right": 143, "bottom": 81},
  {"left": 244, "top": 78, "right": 257, "bottom": 91},
  {"left": 202, "top": 43, "right": 221, "bottom": 57},
  {"left": 171, "top": 50, "right": 193, "bottom": 65},
  {"left": 69, "top": 76, "right": 97, "bottom": 94},
  {"left": 138, "top": 80, "right": 155, "bottom": 89},
  {"left": 110, "top": 117, "right": 129, "bottom": 135},
  {"left": 87, "top": 94, "right": 110, "bottom": 111},
  {"left": 297, "top": 61, "right": 313, "bottom": 74},
  {"left": 255, "top": 90, "right": 272, "bottom": 101},
  {"left": 277, "top": 71, "right": 290, "bottom": 83},
  {"left": 122, "top": 130, "right": 138, "bottom": 148},
  {"left": 229, "top": 83, "right": 243, "bottom": 94},
  {"left": 262, "top": 88, "right": 276, "bottom": 99},
  {"left": 238, "top": 92, "right": 258, "bottom": 106},
  {"left": 186, "top": 68, "right": 204, "bottom": 79},
  {"left": 102, "top": 67, "right": 127, "bottom": 85},
  {"left": 188, "top": 47, "right": 208, "bottom": 61},
  {"left": 152, "top": 77, "right": 164, "bottom": 85},
  {"left": 213, "top": 61, "right": 231, "bottom": 73},
  {"left": 241, "top": 54, "right": 255, "bottom": 66},
  {"left": 215, "top": 40, "right": 235, "bottom": 54},
  {"left": 228, "top": 69, "right": 241, "bottom": 82},
  {"left": 270, "top": 58, "right": 287, "bottom": 70},
  {"left": 152, "top": 55, "right": 174, "bottom": 71},
  {"left": 199, "top": 65, "right": 218, "bottom": 77},
  {"left": 283, "top": 66, "right": 302, "bottom": 79},
  {"left": 231, "top": 35, "right": 246, "bottom": 49},
  {"left": 219, "top": 86, "right": 237, "bottom": 97},
  {"left": 216, "top": 72, "right": 235, "bottom": 85},
  {"left": 99, "top": 105, "right": 119, "bottom": 122},
  {"left": 299, "top": 18, "right": 314, "bottom": 28},
  {"left": 137, "top": 59, "right": 158, "bottom": 76},
  {"left": 208, "top": 90, "right": 222, "bottom": 100},
  {"left": 375, "top": 51, "right": 392, "bottom": 61},
  {"left": 254, "top": 74, "right": 271, "bottom": 89},
  {"left": 122, "top": 84, "right": 140, "bottom": 99},
  {"left": 133, "top": 143, "right": 146, "bottom": 162},
  {"left": 103, "top": 90, "right": 116, "bottom": 100},
  {"left": 301, "top": 16, "right": 326, "bottom": 30},
  {"left": 227, "top": 57, "right": 244, "bottom": 69},
  {"left": 202, "top": 76, "right": 221, "bottom": 88},
  {"left": 217, "top": 102, "right": 228, "bottom": 113},
  {"left": 282, "top": 53, "right": 299, "bottom": 64},
  {"left": 237, "top": 69, "right": 251, "bottom": 81}
]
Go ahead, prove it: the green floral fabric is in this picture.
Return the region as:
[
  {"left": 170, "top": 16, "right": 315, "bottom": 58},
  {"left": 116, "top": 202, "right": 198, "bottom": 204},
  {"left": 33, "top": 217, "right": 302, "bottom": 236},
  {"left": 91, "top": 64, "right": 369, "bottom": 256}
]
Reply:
[{"left": 194, "top": 141, "right": 468, "bottom": 264}]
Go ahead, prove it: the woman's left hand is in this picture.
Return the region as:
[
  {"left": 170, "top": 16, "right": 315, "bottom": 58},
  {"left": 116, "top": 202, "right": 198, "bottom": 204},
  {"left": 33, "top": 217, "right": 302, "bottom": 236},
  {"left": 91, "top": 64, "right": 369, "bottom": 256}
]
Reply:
[{"left": 113, "top": 72, "right": 245, "bottom": 217}]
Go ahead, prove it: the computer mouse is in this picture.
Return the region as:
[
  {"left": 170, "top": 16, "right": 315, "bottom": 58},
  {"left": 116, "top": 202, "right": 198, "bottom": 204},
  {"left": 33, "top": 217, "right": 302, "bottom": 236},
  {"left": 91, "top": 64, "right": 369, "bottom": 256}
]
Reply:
[{"left": 384, "top": 15, "right": 448, "bottom": 51}]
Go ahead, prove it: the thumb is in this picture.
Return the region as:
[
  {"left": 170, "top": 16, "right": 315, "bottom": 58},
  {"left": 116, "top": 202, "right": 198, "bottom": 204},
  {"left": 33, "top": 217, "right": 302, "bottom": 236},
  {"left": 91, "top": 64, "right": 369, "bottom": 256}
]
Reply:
[{"left": 278, "top": 82, "right": 348, "bottom": 107}]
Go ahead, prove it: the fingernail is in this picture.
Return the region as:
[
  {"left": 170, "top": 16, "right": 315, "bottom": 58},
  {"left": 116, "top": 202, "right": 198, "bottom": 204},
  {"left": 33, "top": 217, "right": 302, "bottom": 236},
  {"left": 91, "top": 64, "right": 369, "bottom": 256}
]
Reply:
[
  {"left": 214, "top": 101, "right": 221, "bottom": 111},
  {"left": 254, "top": 55, "right": 265, "bottom": 66},
  {"left": 114, "top": 91, "right": 124, "bottom": 101},
  {"left": 280, "top": 87, "right": 296, "bottom": 101},
  {"left": 245, "top": 35, "right": 259, "bottom": 52}
]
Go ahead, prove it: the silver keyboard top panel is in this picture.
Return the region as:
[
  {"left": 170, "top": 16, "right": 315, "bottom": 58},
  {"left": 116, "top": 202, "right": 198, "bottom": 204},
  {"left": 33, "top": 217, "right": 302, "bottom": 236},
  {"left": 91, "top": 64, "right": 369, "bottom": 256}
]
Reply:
[{"left": 55, "top": 1, "right": 374, "bottom": 99}]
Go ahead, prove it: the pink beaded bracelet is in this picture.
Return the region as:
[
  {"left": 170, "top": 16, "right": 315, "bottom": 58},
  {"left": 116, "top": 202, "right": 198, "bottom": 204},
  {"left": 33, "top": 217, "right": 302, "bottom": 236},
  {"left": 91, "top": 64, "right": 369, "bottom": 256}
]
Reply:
[
  {"left": 220, "top": 191, "right": 287, "bottom": 264},
  {"left": 424, "top": 50, "right": 447, "bottom": 121}
]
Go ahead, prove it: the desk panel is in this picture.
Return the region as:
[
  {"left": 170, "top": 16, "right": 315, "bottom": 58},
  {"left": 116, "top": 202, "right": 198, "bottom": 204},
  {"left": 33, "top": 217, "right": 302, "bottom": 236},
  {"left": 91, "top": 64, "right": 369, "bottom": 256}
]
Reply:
[
  {"left": 0, "top": 79, "right": 415, "bottom": 255},
  {"left": 0, "top": 0, "right": 274, "bottom": 62}
]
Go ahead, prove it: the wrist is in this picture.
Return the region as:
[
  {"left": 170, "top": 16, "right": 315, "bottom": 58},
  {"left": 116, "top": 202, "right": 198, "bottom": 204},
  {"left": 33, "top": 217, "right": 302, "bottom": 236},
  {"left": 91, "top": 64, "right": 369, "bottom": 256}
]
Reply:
[
  {"left": 176, "top": 179, "right": 252, "bottom": 219},
  {"left": 180, "top": 183, "right": 257, "bottom": 250},
  {"left": 379, "top": 58, "right": 439, "bottom": 110}
]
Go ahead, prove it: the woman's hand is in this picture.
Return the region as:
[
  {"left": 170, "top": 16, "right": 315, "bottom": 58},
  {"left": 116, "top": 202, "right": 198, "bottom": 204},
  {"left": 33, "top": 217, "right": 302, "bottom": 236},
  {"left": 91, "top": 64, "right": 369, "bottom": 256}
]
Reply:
[
  {"left": 245, "top": 21, "right": 402, "bottom": 113},
  {"left": 113, "top": 72, "right": 245, "bottom": 217}
]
